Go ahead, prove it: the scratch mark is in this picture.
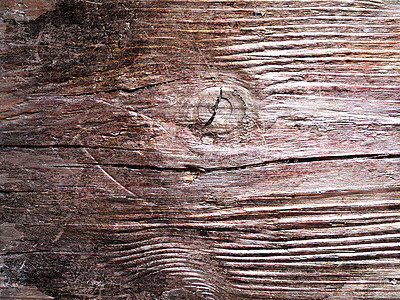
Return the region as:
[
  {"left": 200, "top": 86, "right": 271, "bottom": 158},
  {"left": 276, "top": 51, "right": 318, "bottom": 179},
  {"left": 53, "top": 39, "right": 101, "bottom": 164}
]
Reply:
[
  {"left": 83, "top": 148, "right": 138, "bottom": 198},
  {"left": 52, "top": 228, "right": 64, "bottom": 243}
]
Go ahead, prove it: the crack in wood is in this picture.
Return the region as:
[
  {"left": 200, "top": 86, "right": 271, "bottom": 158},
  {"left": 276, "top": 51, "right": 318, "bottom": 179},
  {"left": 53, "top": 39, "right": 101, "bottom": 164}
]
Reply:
[
  {"left": 204, "top": 87, "right": 223, "bottom": 127},
  {"left": 75, "top": 152, "right": 400, "bottom": 174},
  {"left": 36, "top": 78, "right": 185, "bottom": 97},
  {"left": 0, "top": 144, "right": 145, "bottom": 151},
  {"left": 196, "top": 85, "right": 249, "bottom": 136}
]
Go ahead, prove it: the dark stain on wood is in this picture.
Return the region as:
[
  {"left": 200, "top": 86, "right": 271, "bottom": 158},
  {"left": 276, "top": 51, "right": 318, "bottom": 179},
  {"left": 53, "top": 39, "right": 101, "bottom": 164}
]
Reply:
[{"left": 1, "top": 0, "right": 400, "bottom": 299}]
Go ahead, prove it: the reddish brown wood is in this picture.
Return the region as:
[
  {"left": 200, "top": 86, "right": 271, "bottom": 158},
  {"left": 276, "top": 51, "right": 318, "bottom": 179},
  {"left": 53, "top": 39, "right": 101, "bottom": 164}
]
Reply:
[{"left": 1, "top": 0, "right": 400, "bottom": 299}]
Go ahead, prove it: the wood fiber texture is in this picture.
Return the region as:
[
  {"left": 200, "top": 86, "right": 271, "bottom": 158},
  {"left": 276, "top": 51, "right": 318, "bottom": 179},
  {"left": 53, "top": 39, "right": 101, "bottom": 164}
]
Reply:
[{"left": 1, "top": 0, "right": 400, "bottom": 299}]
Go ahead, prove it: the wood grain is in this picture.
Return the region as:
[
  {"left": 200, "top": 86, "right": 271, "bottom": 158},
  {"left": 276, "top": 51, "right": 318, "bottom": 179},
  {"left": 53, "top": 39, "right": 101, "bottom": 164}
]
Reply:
[{"left": 1, "top": 0, "right": 400, "bottom": 299}]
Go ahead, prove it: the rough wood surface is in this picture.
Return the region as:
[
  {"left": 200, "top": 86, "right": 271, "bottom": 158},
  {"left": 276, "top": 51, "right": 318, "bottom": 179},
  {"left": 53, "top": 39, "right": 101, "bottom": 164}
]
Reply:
[{"left": 1, "top": 0, "right": 400, "bottom": 299}]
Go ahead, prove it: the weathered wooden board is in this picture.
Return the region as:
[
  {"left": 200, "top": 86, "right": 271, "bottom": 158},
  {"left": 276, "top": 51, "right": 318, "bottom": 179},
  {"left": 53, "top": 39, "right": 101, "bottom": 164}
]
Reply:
[{"left": 1, "top": 0, "right": 400, "bottom": 299}]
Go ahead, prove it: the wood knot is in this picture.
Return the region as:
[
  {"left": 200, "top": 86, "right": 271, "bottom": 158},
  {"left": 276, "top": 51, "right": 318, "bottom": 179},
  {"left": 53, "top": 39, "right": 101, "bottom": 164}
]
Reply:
[{"left": 196, "top": 86, "right": 247, "bottom": 135}]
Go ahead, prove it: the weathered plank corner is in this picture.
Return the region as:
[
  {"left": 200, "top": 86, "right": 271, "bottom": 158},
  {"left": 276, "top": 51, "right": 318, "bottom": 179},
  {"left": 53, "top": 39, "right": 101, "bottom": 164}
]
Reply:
[{"left": 1, "top": 0, "right": 400, "bottom": 299}]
